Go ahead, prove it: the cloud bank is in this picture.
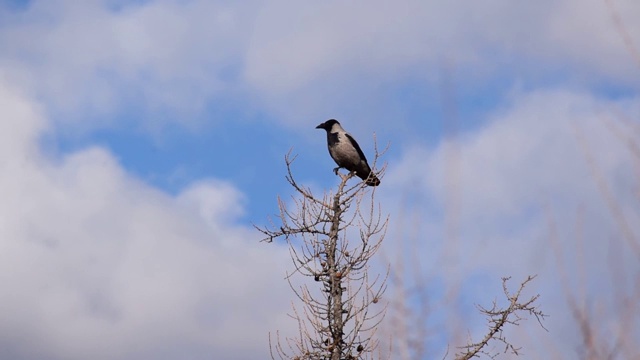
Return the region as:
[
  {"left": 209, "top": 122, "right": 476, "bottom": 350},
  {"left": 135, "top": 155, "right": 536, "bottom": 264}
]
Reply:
[
  {"left": 0, "top": 80, "right": 292, "bottom": 360},
  {"left": 1, "top": 0, "right": 637, "bottom": 129}
]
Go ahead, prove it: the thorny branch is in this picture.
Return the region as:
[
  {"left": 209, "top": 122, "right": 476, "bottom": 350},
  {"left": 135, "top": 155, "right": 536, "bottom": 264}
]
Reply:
[{"left": 455, "top": 276, "right": 547, "bottom": 360}]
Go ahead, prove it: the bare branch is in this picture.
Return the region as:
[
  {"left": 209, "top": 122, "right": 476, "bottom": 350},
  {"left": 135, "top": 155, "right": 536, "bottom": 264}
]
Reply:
[{"left": 455, "top": 276, "right": 547, "bottom": 360}]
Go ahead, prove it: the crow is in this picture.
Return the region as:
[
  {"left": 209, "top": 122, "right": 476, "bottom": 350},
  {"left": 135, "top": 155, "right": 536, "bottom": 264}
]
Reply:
[{"left": 316, "top": 119, "right": 380, "bottom": 186}]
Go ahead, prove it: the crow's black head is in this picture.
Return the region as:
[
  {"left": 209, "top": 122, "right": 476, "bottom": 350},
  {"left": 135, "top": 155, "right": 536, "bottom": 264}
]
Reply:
[{"left": 315, "top": 119, "right": 340, "bottom": 131}]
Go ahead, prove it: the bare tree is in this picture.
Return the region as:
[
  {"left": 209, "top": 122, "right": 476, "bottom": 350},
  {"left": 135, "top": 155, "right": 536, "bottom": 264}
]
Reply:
[
  {"left": 547, "top": 6, "right": 640, "bottom": 357},
  {"left": 543, "top": 111, "right": 640, "bottom": 360},
  {"left": 257, "top": 150, "right": 388, "bottom": 360}
]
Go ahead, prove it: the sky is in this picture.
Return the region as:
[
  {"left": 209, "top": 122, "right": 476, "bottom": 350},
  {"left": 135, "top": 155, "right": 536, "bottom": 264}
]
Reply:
[{"left": 0, "top": 0, "right": 638, "bottom": 359}]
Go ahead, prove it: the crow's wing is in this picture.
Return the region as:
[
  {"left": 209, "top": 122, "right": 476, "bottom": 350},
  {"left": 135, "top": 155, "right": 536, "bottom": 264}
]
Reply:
[{"left": 345, "top": 133, "right": 368, "bottom": 163}]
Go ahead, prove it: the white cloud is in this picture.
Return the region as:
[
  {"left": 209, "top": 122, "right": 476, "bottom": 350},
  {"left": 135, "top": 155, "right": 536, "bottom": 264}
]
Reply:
[
  {"left": 1, "top": 0, "right": 638, "bottom": 130},
  {"left": 0, "top": 0, "right": 254, "bottom": 129},
  {"left": 381, "top": 88, "right": 640, "bottom": 357},
  {"left": 244, "top": 0, "right": 640, "bottom": 120},
  {"left": 0, "top": 80, "right": 293, "bottom": 359}
]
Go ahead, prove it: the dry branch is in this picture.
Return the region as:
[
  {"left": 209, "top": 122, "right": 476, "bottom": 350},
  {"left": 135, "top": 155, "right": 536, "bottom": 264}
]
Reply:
[{"left": 455, "top": 276, "right": 547, "bottom": 360}]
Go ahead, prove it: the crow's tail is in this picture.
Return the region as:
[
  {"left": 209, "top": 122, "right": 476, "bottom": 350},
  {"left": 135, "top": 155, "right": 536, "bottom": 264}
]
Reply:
[{"left": 358, "top": 171, "right": 380, "bottom": 187}]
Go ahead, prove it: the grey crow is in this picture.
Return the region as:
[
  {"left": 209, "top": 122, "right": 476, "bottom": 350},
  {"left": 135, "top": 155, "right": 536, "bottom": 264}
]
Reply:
[{"left": 316, "top": 119, "right": 381, "bottom": 186}]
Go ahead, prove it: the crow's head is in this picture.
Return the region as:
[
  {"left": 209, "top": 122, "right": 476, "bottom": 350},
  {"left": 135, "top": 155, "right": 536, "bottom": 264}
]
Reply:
[{"left": 315, "top": 119, "right": 340, "bottom": 131}]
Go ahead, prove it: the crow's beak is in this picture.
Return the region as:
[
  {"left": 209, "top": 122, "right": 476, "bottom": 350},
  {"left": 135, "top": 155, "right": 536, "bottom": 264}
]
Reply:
[{"left": 315, "top": 123, "right": 324, "bottom": 129}]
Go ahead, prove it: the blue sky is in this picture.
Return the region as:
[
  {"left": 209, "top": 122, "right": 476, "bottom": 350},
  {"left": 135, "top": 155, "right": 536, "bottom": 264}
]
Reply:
[{"left": 0, "top": 0, "right": 639, "bottom": 359}]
